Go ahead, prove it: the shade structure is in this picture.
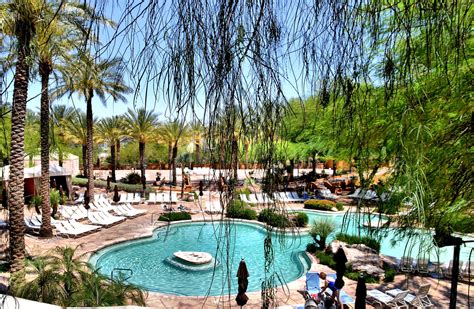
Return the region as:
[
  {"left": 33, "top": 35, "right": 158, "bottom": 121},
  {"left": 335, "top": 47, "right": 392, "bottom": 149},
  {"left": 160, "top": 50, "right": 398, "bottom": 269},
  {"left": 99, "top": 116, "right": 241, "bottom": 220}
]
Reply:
[
  {"left": 355, "top": 274, "right": 367, "bottom": 309},
  {"left": 236, "top": 259, "right": 249, "bottom": 306}
]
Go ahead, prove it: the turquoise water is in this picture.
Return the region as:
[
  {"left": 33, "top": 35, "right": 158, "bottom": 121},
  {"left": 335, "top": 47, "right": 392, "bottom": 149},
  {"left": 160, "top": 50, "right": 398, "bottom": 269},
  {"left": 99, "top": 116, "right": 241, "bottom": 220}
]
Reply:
[
  {"left": 91, "top": 222, "right": 311, "bottom": 296},
  {"left": 91, "top": 211, "right": 474, "bottom": 296},
  {"left": 302, "top": 210, "right": 474, "bottom": 263}
]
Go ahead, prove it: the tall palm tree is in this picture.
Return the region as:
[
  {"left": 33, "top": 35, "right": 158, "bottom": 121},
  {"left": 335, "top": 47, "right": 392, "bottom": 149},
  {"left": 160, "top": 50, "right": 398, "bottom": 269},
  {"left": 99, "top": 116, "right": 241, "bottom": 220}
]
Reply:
[
  {"left": 50, "top": 104, "right": 75, "bottom": 166},
  {"left": 0, "top": 0, "right": 41, "bottom": 274},
  {"left": 124, "top": 108, "right": 159, "bottom": 190},
  {"left": 189, "top": 121, "right": 204, "bottom": 165},
  {"left": 96, "top": 116, "right": 125, "bottom": 182},
  {"left": 157, "top": 121, "right": 190, "bottom": 185},
  {"left": 63, "top": 111, "right": 96, "bottom": 177},
  {"left": 56, "top": 53, "right": 131, "bottom": 202}
]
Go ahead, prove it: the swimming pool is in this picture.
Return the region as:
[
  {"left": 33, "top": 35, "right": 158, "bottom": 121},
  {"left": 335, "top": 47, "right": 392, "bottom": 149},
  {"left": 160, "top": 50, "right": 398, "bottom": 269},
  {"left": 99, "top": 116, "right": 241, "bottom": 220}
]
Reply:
[
  {"left": 91, "top": 221, "right": 311, "bottom": 296},
  {"left": 302, "top": 210, "right": 474, "bottom": 263}
]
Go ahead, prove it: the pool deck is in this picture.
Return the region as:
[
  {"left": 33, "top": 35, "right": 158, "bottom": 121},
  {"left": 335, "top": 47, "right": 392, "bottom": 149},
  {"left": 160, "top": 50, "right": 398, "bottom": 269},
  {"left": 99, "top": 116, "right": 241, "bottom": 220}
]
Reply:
[{"left": 2, "top": 195, "right": 472, "bottom": 308}]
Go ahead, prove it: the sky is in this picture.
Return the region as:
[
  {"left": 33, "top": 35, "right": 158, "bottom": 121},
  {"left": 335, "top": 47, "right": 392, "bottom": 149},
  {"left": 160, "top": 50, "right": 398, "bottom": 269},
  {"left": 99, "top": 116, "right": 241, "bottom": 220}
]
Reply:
[{"left": 1, "top": 1, "right": 312, "bottom": 122}]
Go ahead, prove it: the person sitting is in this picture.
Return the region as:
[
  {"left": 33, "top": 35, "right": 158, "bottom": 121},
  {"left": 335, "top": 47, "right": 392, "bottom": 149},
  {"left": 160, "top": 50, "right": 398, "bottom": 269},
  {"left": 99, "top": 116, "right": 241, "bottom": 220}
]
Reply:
[{"left": 318, "top": 272, "right": 342, "bottom": 308}]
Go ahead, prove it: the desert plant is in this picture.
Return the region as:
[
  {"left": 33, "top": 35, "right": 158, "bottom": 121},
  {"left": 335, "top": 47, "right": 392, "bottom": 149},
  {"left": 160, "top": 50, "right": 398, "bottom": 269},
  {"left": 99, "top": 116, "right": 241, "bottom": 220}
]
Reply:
[
  {"left": 158, "top": 212, "right": 191, "bottom": 221},
  {"left": 121, "top": 172, "right": 142, "bottom": 185},
  {"left": 335, "top": 202, "right": 344, "bottom": 211},
  {"left": 309, "top": 218, "right": 335, "bottom": 250},
  {"left": 49, "top": 189, "right": 61, "bottom": 218},
  {"left": 29, "top": 196, "right": 42, "bottom": 214},
  {"left": 304, "top": 199, "right": 336, "bottom": 211},
  {"left": 294, "top": 212, "right": 309, "bottom": 227},
  {"left": 258, "top": 209, "right": 290, "bottom": 228},
  {"left": 335, "top": 233, "right": 381, "bottom": 253},
  {"left": 384, "top": 267, "right": 396, "bottom": 282},
  {"left": 226, "top": 200, "right": 257, "bottom": 220}
]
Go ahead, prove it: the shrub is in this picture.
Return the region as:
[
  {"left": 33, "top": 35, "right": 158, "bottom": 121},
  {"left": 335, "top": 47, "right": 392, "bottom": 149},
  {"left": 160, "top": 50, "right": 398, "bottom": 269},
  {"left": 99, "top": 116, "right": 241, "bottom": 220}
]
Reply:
[
  {"left": 315, "top": 251, "right": 336, "bottom": 268},
  {"left": 226, "top": 200, "right": 257, "bottom": 220},
  {"left": 122, "top": 172, "right": 142, "bottom": 184},
  {"left": 294, "top": 212, "right": 308, "bottom": 227},
  {"left": 235, "top": 187, "right": 251, "bottom": 196},
  {"left": 345, "top": 271, "right": 379, "bottom": 283},
  {"left": 304, "top": 199, "right": 336, "bottom": 211},
  {"left": 72, "top": 178, "right": 152, "bottom": 193},
  {"left": 158, "top": 212, "right": 191, "bottom": 221},
  {"left": 335, "top": 233, "right": 381, "bottom": 253},
  {"left": 309, "top": 218, "right": 335, "bottom": 250},
  {"left": 306, "top": 243, "right": 318, "bottom": 253},
  {"left": 384, "top": 267, "right": 396, "bottom": 282},
  {"left": 335, "top": 202, "right": 344, "bottom": 211},
  {"left": 258, "top": 209, "right": 290, "bottom": 228}
]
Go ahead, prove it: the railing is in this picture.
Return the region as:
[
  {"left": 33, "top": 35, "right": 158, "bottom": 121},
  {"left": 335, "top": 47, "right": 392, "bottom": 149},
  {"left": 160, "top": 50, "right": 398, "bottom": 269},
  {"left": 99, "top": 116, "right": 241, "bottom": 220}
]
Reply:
[{"left": 111, "top": 268, "right": 133, "bottom": 281}]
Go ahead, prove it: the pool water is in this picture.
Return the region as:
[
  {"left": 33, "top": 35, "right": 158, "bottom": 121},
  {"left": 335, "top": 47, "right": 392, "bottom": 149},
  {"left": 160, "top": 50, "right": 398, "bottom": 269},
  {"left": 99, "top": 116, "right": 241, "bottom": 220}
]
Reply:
[
  {"left": 302, "top": 210, "right": 474, "bottom": 263},
  {"left": 91, "top": 222, "right": 311, "bottom": 296}
]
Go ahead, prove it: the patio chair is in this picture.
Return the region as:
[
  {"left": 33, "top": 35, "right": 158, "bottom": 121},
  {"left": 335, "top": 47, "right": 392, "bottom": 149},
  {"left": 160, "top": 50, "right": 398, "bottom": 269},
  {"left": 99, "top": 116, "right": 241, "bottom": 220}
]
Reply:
[
  {"left": 367, "top": 289, "right": 409, "bottom": 308},
  {"left": 386, "top": 284, "right": 433, "bottom": 308},
  {"left": 113, "top": 203, "right": 146, "bottom": 217},
  {"left": 399, "top": 256, "right": 414, "bottom": 273},
  {"left": 146, "top": 192, "right": 157, "bottom": 205},
  {"left": 444, "top": 259, "right": 464, "bottom": 279},
  {"left": 305, "top": 271, "right": 321, "bottom": 296},
  {"left": 205, "top": 201, "right": 223, "bottom": 214},
  {"left": 346, "top": 188, "right": 361, "bottom": 198},
  {"left": 119, "top": 193, "right": 128, "bottom": 204},
  {"left": 462, "top": 260, "right": 474, "bottom": 281}
]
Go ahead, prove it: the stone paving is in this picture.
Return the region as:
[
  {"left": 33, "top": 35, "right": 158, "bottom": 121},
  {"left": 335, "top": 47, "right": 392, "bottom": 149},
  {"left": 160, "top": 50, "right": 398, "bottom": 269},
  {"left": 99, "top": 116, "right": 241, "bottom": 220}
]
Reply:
[{"left": 1, "top": 191, "right": 472, "bottom": 308}]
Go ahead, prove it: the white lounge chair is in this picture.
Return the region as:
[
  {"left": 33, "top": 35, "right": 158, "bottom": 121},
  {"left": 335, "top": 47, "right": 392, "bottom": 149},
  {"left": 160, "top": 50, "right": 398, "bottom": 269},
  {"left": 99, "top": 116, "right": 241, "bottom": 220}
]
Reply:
[
  {"left": 59, "top": 205, "right": 88, "bottom": 220},
  {"left": 386, "top": 284, "right": 432, "bottom": 308},
  {"left": 399, "top": 256, "right": 414, "bottom": 273},
  {"left": 205, "top": 201, "right": 223, "bottom": 214},
  {"left": 146, "top": 192, "right": 157, "bottom": 205},
  {"left": 53, "top": 220, "right": 100, "bottom": 238},
  {"left": 347, "top": 188, "right": 361, "bottom": 198},
  {"left": 367, "top": 289, "right": 409, "bottom": 308},
  {"left": 87, "top": 211, "right": 124, "bottom": 226},
  {"left": 119, "top": 193, "right": 128, "bottom": 204},
  {"left": 114, "top": 203, "right": 147, "bottom": 217}
]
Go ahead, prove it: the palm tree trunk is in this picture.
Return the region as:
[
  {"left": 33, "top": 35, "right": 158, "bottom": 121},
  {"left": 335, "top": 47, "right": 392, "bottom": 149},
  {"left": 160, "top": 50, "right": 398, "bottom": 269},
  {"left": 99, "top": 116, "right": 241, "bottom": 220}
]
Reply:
[
  {"left": 110, "top": 144, "right": 116, "bottom": 182},
  {"left": 244, "top": 141, "right": 249, "bottom": 169},
  {"left": 231, "top": 137, "right": 238, "bottom": 180},
  {"left": 168, "top": 142, "right": 172, "bottom": 169},
  {"left": 139, "top": 141, "right": 145, "bottom": 190},
  {"left": 115, "top": 140, "right": 121, "bottom": 168},
  {"left": 86, "top": 90, "right": 94, "bottom": 202},
  {"left": 82, "top": 145, "right": 87, "bottom": 178},
  {"left": 39, "top": 60, "right": 53, "bottom": 238},
  {"left": 195, "top": 139, "right": 201, "bottom": 165},
  {"left": 172, "top": 144, "right": 178, "bottom": 185},
  {"left": 9, "top": 33, "right": 32, "bottom": 274}
]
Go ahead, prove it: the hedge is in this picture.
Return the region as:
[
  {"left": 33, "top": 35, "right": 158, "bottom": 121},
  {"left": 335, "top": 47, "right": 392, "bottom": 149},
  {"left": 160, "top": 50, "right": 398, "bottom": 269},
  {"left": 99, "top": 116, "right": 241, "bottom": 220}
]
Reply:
[
  {"left": 72, "top": 177, "right": 153, "bottom": 193},
  {"left": 304, "top": 199, "right": 336, "bottom": 211},
  {"left": 258, "top": 209, "right": 290, "bottom": 228},
  {"left": 158, "top": 212, "right": 191, "bottom": 221},
  {"left": 294, "top": 212, "right": 309, "bottom": 227},
  {"left": 335, "top": 233, "right": 381, "bottom": 253},
  {"left": 226, "top": 200, "right": 257, "bottom": 220}
]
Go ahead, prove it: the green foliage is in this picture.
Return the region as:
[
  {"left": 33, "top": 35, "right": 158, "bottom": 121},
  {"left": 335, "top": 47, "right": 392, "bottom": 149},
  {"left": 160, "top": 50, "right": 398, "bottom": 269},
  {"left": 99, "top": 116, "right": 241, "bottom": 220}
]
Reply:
[
  {"left": 226, "top": 200, "right": 257, "bottom": 220},
  {"left": 309, "top": 218, "right": 335, "bottom": 250},
  {"left": 304, "top": 199, "right": 336, "bottom": 211},
  {"left": 335, "top": 202, "right": 344, "bottom": 211},
  {"left": 383, "top": 267, "right": 396, "bottom": 283},
  {"left": 72, "top": 177, "right": 151, "bottom": 193},
  {"left": 158, "top": 212, "right": 191, "bottom": 221},
  {"left": 29, "top": 195, "right": 42, "bottom": 214},
  {"left": 345, "top": 271, "right": 379, "bottom": 284},
  {"left": 122, "top": 172, "right": 141, "bottom": 184},
  {"left": 235, "top": 187, "right": 251, "bottom": 196},
  {"left": 315, "top": 251, "right": 336, "bottom": 269},
  {"left": 335, "top": 233, "right": 381, "bottom": 253},
  {"left": 12, "top": 246, "right": 146, "bottom": 306},
  {"left": 258, "top": 209, "right": 290, "bottom": 228},
  {"left": 294, "top": 212, "right": 308, "bottom": 227}
]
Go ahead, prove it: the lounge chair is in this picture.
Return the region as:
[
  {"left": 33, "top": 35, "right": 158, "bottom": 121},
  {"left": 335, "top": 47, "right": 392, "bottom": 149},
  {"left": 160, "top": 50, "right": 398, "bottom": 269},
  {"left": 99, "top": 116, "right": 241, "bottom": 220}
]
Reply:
[
  {"left": 59, "top": 205, "right": 88, "bottom": 220},
  {"left": 289, "top": 192, "right": 306, "bottom": 202},
  {"left": 325, "top": 273, "right": 355, "bottom": 306},
  {"left": 205, "top": 201, "right": 223, "bottom": 214},
  {"left": 119, "top": 193, "right": 128, "bottom": 204},
  {"left": 462, "top": 260, "right": 474, "bottom": 281},
  {"left": 346, "top": 188, "right": 361, "bottom": 198},
  {"left": 146, "top": 192, "right": 157, "bottom": 205},
  {"left": 87, "top": 211, "right": 124, "bottom": 226},
  {"left": 24, "top": 218, "right": 41, "bottom": 231},
  {"left": 444, "top": 259, "right": 464, "bottom": 279},
  {"left": 53, "top": 220, "right": 100, "bottom": 238},
  {"left": 415, "top": 257, "right": 430, "bottom": 274},
  {"left": 305, "top": 271, "right": 321, "bottom": 296},
  {"left": 399, "top": 256, "right": 414, "bottom": 273},
  {"left": 367, "top": 289, "right": 409, "bottom": 308},
  {"left": 114, "top": 203, "right": 147, "bottom": 217},
  {"left": 386, "top": 284, "right": 433, "bottom": 308}
]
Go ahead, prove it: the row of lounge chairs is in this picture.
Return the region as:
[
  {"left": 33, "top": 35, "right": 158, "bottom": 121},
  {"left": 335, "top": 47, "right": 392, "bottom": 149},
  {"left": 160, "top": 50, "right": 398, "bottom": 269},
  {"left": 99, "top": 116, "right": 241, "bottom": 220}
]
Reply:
[
  {"left": 118, "top": 192, "right": 142, "bottom": 204},
  {"left": 347, "top": 188, "right": 391, "bottom": 202},
  {"left": 367, "top": 284, "right": 432, "bottom": 308},
  {"left": 239, "top": 192, "right": 308, "bottom": 205},
  {"left": 399, "top": 256, "right": 473, "bottom": 281},
  {"left": 146, "top": 192, "right": 179, "bottom": 204}
]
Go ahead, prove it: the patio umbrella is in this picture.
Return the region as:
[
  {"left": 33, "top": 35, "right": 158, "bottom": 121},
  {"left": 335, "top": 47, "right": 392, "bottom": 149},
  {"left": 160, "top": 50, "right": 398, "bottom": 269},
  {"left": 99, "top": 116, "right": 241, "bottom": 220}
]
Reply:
[
  {"left": 113, "top": 185, "right": 120, "bottom": 203},
  {"left": 355, "top": 274, "right": 367, "bottom": 309},
  {"left": 235, "top": 258, "right": 249, "bottom": 307},
  {"left": 334, "top": 246, "right": 347, "bottom": 289},
  {"left": 106, "top": 176, "right": 111, "bottom": 192},
  {"left": 84, "top": 189, "right": 90, "bottom": 210}
]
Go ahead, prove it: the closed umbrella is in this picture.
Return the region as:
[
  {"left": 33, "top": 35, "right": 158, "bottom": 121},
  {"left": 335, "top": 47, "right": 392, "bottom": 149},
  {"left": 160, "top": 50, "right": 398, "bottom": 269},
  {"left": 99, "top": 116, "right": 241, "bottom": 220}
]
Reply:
[
  {"left": 236, "top": 258, "right": 249, "bottom": 307},
  {"left": 113, "top": 185, "right": 120, "bottom": 203},
  {"left": 355, "top": 274, "right": 367, "bottom": 309},
  {"left": 334, "top": 246, "right": 347, "bottom": 289}
]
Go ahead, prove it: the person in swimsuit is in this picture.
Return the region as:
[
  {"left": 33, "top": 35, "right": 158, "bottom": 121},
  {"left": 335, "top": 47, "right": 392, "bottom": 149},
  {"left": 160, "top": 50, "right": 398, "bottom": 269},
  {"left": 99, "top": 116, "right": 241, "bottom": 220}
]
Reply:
[{"left": 319, "top": 272, "right": 342, "bottom": 308}]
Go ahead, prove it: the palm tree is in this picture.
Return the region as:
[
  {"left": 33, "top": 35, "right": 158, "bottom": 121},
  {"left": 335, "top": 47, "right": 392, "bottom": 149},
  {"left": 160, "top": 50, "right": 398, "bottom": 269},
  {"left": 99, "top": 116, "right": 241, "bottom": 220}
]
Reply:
[
  {"left": 189, "top": 121, "right": 205, "bottom": 165},
  {"left": 124, "top": 108, "right": 159, "bottom": 190},
  {"left": 96, "top": 116, "right": 125, "bottom": 182},
  {"left": 56, "top": 53, "right": 131, "bottom": 202},
  {"left": 157, "top": 121, "right": 190, "bottom": 185},
  {"left": 0, "top": 0, "right": 42, "bottom": 274},
  {"left": 63, "top": 110, "right": 97, "bottom": 177},
  {"left": 50, "top": 104, "right": 75, "bottom": 166}
]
